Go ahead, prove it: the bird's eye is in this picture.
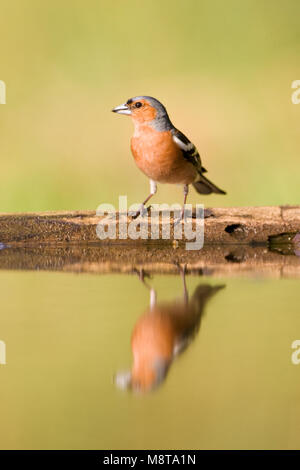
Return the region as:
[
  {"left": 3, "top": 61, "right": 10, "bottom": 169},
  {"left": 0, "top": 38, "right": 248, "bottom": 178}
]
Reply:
[{"left": 135, "top": 102, "right": 142, "bottom": 108}]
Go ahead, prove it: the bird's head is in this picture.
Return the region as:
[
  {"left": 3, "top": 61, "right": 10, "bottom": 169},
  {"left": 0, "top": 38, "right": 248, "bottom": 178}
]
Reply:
[
  {"left": 112, "top": 96, "right": 172, "bottom": 131},
  {"left": 114, "top": 359, "right": 169, "bottom": 393}
]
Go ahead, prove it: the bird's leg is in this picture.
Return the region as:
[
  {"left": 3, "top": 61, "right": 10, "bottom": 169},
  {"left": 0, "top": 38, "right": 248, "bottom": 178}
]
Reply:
[
  {"left": 174, "top": 262, "right": 188, "bottom": 304},
  {"left": 182, "top": 184, "right": 189, "bottom": 220},
  {"left": 149, "top": 288, "right": 157, "bottom": 311},
  {"left": 134, "top": 268, "right": 157, "bottom": 310},
  {"left": 134, "top": 268, "right": 151, "bottom": 288},
  {"left": 131, "top": 180, "right": 157, "bottom": 219},
  {"left": 140, "top": 273, "right": 157, "bottom": 311},
  {"left": 141, "top": 180, "right": 157, "bottom": 213},
  {"left": 174, "top": 185, "right": 189, "bottom": 225},
  {"left": 180, "top": 263, "right": 188, "bottom": 305}
]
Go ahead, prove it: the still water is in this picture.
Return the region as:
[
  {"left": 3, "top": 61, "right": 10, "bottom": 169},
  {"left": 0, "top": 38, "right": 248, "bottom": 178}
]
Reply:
[{"left": 0, "top": 253, "right": 300, "bottom": 449}]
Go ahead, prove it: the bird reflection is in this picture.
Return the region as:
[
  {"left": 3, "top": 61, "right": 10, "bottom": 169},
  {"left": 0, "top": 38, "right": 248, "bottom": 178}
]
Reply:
[{"left": 115, "top": 268, "right": 225, "bottom": 393}]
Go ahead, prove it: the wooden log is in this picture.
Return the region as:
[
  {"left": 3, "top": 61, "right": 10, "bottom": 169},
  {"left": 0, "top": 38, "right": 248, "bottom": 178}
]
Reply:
[{"left": 0, "top": 206, "right": 300, "bottom": 245}]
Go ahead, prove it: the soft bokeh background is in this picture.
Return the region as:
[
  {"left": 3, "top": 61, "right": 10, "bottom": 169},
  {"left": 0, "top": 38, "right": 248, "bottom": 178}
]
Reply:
[{"left": 0, "top": 0, "right": 299, "bottom": 211}]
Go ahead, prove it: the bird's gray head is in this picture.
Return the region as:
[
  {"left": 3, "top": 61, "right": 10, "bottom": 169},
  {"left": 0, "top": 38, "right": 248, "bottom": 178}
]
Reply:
[
  {"left": 112, "top": 96, "right": 173, "bottom": 131},
  {"left": 114, "top": 359, "right": 170, "bottom": 393}
]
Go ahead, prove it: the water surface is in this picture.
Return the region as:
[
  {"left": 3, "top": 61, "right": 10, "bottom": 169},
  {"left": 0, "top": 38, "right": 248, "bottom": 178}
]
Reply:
[{"left": 0, "top": 247, "right": 300, "bottom": 449}]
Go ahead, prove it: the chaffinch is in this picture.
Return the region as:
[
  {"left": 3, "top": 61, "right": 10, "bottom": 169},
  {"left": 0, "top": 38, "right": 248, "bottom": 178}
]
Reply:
[
  {"left": 112, "top": 96, "right": 226, "bottom": 217},
  {"left": 115, "top": 270, "right": 225, "bottom": 392}
]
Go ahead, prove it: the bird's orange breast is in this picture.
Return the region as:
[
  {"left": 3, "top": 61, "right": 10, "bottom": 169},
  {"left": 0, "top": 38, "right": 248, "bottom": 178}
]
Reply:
[
  {"left": 130, "top": 302, "right": 198, "bottom": 390},
  {"left": 131, "top": 126, "right": 197, "bottom": 184},
  {"left": 130, "top": 308, "right": 175, "bottom": 390}
]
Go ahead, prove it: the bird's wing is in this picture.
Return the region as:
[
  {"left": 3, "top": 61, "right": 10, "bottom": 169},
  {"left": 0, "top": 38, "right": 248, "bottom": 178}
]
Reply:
[{"left": 171, "top": 128, "right": 205, "bottom": 172}]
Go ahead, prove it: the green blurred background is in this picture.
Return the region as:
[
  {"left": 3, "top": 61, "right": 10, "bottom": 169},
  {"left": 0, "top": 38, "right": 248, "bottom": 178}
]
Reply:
[{"left": 1, "top": 0, "right": 299, "bottom": 212}]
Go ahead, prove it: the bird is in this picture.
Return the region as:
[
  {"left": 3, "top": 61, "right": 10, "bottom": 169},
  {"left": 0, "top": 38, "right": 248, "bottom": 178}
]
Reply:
[
  {"left": 115, "top": 268, "right": 225, "bottom": 392},
  {"left": 112, "top": 96, "right": 226, "bottom": 219}
]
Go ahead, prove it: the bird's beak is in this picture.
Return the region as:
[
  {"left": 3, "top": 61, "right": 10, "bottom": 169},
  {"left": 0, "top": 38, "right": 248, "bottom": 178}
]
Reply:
[{"left": 112, "top": 103, "right": 131, "bottom": 115}]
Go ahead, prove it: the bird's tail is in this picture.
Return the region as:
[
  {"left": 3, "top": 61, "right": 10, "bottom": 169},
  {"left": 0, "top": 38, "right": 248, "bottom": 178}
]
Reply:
[
  {"left": 191, "top": 284, "right": 226, "bottom": 314},
  {"left": 193, "top": 174, "right": 226, "bottom": 195},
  {"left": 178, "top": 284, "right": 226, "bottom": 347}
]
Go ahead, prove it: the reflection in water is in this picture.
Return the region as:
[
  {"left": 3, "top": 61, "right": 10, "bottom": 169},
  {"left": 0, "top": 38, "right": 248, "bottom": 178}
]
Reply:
[
  {"left": 1, "top": 269, "right": 300, "bottom": 448},
  {"left": 115, "top": 270, "right": 225, "bottom": 392}
]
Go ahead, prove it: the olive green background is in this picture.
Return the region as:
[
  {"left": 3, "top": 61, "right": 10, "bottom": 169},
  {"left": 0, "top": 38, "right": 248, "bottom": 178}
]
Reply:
[{"left": 1, "top": 0, "right": 299, "bottom": 212}]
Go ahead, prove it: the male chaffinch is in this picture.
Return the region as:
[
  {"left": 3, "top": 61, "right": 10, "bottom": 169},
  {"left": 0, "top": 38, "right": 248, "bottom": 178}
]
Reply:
[
  {"left": 112, "top": 96, "right": 226, "bottom": 218},
  {"left": 115, "top": 269, "right": 225, "bottom": 392}
]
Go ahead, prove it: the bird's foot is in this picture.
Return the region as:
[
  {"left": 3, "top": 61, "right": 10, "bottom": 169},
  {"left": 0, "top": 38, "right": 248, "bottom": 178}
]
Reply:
[
  {"left": 173, "top": 214, "right": 183, "bottom": 226},
  {"left": 134, "top": 268, "right": 152, "bottom": 288},
  {"left": 129, "top": 205, "right": 152, "bottom": 219},
  {"left": 191, "top": 208, "right": 215, "bottom": 219},
  {"left": 174, "top": 207, "right": 214, "bottom": 225},
  {"left": 173, "top": 206, "right": 188, "bottom": 226},
  {"left": 174, "top": 262, "right": 187, "bottom": 277},
  {"left": 175, "top": 207, "right": 215, "bottom": 222}
]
